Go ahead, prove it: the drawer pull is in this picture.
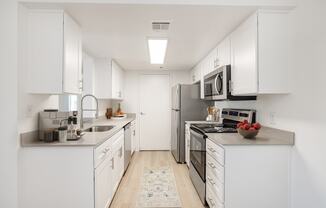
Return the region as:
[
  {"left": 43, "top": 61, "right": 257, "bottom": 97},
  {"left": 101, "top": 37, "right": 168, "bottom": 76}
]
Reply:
[
  {"left": 208, "top": 197, "right": 216, "bottom": 207},
  {"left": 207, "top": 176, "right": 215, "bottom": 185},
  {"left": 208, "top": 162, "right": 216, "bottom": 169},
  {"left": 208, "top": 147, "right": 216, "bottom": 152}
]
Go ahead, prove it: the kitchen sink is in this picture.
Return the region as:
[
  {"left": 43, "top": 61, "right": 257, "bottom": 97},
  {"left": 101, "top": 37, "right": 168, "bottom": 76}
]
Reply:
[{"left": 83, "top": 125, "right": 115, "bottom": 132}]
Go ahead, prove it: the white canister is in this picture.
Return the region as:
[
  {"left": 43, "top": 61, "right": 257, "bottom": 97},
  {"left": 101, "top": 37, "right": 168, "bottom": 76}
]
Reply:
[{"left": 58, "top": 126, "right": 68, "bottom": 142}]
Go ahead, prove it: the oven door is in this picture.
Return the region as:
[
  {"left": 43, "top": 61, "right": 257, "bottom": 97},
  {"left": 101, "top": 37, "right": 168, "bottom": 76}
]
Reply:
[{"left": 190, "top": 128, "right": 207, "bottom": 182}]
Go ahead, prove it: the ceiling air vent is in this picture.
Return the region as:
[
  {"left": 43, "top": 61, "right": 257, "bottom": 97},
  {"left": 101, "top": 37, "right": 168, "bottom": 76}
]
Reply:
[{"left": 152, "top": 22, "right": 170, "bottom": 32}]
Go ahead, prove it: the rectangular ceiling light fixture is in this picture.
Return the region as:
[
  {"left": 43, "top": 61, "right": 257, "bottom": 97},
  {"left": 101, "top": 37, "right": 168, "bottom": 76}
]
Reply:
[{"left": 148, "top": 38, "right": 168, "bottom": 64}]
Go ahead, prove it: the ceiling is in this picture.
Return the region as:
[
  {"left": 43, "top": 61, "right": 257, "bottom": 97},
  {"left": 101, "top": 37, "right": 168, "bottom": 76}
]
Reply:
[{"left": 25, "top": 3, "right": 256, "bottom": 70}]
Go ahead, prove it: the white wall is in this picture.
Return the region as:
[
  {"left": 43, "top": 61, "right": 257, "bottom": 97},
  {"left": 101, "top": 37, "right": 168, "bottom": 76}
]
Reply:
[
  {"left": 214, "top": 1, "right": 326, "bottom": 207},
  {"left": 0, "top": 1, "right": 18, "bottom": 207},
  {"left": 121, "top": 70, "right": 190, "bottom": 150}
]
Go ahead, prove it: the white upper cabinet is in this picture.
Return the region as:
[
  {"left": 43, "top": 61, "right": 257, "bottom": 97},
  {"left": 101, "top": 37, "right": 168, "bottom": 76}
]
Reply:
[
  {"left": 230, "top": 13, "right": 258, "bottom": 95},
  {"left": 94, "top": 58, "right": 125, "bottom": 100},
  {"left": 230, "top": 10, "right": 290, "bottom": 95},
  {"left": 63, "top": 13, "right": 83, "bottom": 94},
  {"left": 190, "top": 63, "right": 201, "bottom": 84},
  {"left": 216, "top": 36, "right": 231, "bottom": 67},
  {"left": 201, "top": 36, "right": 231, "bottom": 79},
  {"left": 26, "top": 10, "right": 82, "bottom": 94},
  {"left": 111, "top": 60, "right": 125, "bottom": 100}
]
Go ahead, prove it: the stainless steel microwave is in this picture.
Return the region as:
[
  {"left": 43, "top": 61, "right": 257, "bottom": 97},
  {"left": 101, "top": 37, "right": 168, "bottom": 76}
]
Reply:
[{"left": 203, "top": 65, "right": 256, "bottom": 101}]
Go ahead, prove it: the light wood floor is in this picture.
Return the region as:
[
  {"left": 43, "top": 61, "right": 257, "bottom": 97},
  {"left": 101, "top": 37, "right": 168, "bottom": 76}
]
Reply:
[{"left": 110, "top": 151, "right": 205, "bottom": 208}]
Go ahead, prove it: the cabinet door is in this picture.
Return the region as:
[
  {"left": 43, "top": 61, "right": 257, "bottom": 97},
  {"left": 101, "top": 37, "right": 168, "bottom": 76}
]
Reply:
[
  {"left": 63, "top": 13, "right": 82, "bottom": 94},
  {"left": 95, "top": 157, "right": 113, "bottom": 208},
  {"left": 230, "top": 13, "right": 258, "bottom": 95},
  {"left": 111, "top": 61, "right": 118, "bottom": 99},
  {"left": 131, "top": 122, "right": 136, "bottom": 155},
  {"left": 190, "top": 68, "right": 196, "bottom": 84},
  {"left": 119, "top": 68, "right": 124, "bottom": 99},
  {"left": 94, "top": 59, "right": 112, "bottom": 99},
  {"left": 27, "top": 10, "right": 64, "bottom": 94},
  {"left": 111, "top": 60, "right": 124, "bottom": 99},
  {"left": 112, "top": 134, "right": 124, "bottom": 192},
  {"left": 217, "top": 37, "right": 231, "bottom": 66}
]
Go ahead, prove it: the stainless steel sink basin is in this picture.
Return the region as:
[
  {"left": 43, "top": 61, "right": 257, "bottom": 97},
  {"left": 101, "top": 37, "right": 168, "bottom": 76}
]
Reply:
[{"left": 83, "top": 125, "right": 115, "bottom": 132}]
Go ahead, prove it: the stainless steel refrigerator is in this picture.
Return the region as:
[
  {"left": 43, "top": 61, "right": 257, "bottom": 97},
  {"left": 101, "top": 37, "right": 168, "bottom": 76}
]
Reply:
[{"left": 171, "top": 84, "right": 209, "bottom": 163}]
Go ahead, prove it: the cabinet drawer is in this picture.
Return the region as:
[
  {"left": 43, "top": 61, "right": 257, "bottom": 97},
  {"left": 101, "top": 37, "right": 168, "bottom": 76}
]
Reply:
[
  {"left": 207, "top": 166, "right": 224, "bottom": 203},
  {"left": 94, "top": 129, "right": 124, "bottom": 168},
  {"left": 207, "top": 153, "right": 224, "bottom": 184},
  {"left": 94, "top": 138, "right": 112, "bottom": 168},
  {"left": 206, "top": 185, "right": 224, "bottom": 208},
  {"left": 206, "top": 139, "right": 225, "bottom": 166}
]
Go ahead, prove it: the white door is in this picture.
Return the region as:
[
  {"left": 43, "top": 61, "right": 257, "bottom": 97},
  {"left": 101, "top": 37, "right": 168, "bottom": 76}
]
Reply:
[{"left": 139, "top": 74, "right": 170, "bottom": 150}]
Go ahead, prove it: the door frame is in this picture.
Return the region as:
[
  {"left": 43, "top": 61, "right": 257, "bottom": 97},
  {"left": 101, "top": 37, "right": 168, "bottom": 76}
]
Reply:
[{"left": 137, "top": 72, "right": 171, "bottom": 151}]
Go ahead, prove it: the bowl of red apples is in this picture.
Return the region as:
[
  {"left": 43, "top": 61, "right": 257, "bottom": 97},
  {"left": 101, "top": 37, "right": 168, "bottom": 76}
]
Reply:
[{"left": 236, "top": 120, "right": 261, "bottom": 139}]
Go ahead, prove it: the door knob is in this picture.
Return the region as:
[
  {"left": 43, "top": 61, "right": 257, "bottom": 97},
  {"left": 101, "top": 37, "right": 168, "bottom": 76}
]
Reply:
[{"left": 140, "top": 112, "right": 146, "bottom": 115}]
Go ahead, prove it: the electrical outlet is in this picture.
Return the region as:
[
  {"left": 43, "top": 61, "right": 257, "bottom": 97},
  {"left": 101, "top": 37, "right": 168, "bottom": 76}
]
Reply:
[{"left": 269, "top": 112, "right": 276, "bottom": 125}]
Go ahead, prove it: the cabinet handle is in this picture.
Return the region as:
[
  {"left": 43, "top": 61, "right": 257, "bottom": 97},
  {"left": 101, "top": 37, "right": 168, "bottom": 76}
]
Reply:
[
  {"left": 119, "top": 147, "right": 123, "bottom": 157},
  {"left": 111, "top": 157, "right": 114, "bottom": 169}
]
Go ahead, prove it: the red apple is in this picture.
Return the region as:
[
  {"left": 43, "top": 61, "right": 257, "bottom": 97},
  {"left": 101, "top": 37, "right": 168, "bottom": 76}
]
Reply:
[
  {"left": 239, "top": 125, "right": 246, "bottom": 130},
  {"left": 243, "top": 124, "right": 250, "bottom": 130},
  {"left": 249, "top": 127, "right": 257, "bottom": 131},
  {"left": 253, "top": 123, "right": 261, "bottom": 130},
  {"left": 236, "top": 123, "right": 243, "bottom": 128},
  {"left": 243, "top": 120, "right": 248, "bottom": 124}
]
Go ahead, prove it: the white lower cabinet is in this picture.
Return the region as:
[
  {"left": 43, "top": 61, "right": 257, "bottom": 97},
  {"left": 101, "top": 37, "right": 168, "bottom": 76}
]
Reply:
[
  {"left": 131, "top": 120, "right": 136, "bottom": 155},
  {"left": 206, "top": 139, "right": 291, "bottom": 208},
  {"left": 112, "top": 132, "right": 125, "bottom": 192},
  {"left": 95, "top": 153, "right": 113, "bottom": 208},
  {"left": 19, "top": 128, "right": 126, "bottom": 208},
  {"left": 95, "top": 129, "right": 124, "bottom": 208}
]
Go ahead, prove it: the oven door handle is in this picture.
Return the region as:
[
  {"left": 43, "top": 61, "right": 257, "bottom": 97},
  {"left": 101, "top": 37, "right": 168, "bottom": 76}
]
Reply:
[{"left": 190, "top": 128, "right": 207, "bottom": 139}]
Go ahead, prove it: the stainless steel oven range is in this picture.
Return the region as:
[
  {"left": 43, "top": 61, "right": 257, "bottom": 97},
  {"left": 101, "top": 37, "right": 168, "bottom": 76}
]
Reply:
[{"left": 189, "top": 108, "right": 256, "bottom": 205}]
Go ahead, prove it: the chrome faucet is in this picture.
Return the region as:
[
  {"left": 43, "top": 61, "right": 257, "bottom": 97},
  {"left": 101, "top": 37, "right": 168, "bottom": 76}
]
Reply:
[{"left": 80, "top": 94, "right": 99, "bottom": 129}]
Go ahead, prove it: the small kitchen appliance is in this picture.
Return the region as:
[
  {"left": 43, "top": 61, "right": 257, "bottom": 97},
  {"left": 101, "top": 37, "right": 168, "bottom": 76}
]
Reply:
[
  {"left": 39, "top": 110, "right": 78, "bottom": 141},
  {"left": 189, "top": 108, "right": 256, "bottom": 205},
  {"left": 204, "top": 65, "right": 256, "bottom": 101}
]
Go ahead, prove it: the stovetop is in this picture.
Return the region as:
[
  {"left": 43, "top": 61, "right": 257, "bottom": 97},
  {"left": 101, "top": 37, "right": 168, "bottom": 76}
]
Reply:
[{"left": 191, "top": 123, "right": 238, "bottom": 133}]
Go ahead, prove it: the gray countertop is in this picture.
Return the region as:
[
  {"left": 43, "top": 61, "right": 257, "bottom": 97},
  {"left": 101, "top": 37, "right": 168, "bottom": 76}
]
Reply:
[
  {"left": 206, "top": 126, "right": 295, "bottom": 146},
  {"left": 21, "top": 114, "right": 136, "bottom": 147}
]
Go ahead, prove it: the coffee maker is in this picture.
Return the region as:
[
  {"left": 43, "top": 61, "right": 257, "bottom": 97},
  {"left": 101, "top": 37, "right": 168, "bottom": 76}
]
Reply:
[{"left": 38, "top": 110, "right": 78, "bottom": 142}]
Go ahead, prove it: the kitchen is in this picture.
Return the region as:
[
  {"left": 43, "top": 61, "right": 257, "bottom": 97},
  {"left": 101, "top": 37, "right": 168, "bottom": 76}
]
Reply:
[{"left": 1, "top": 0, "right": 326, "bottom": 208}]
